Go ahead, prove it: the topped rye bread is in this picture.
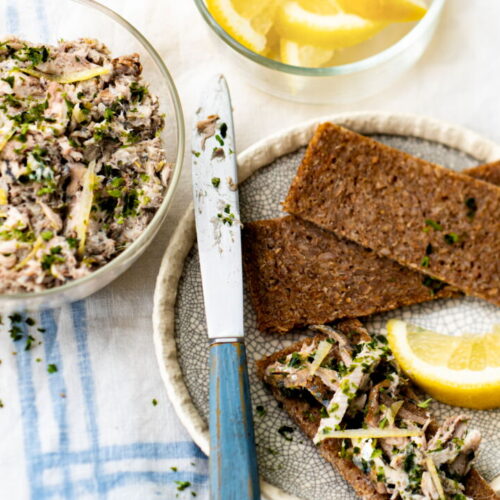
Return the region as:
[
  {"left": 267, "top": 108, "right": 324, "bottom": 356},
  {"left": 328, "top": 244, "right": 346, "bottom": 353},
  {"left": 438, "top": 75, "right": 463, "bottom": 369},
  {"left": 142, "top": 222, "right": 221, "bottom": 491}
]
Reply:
[
  {"left": 284, "top": 123, "right": 500, "bottom": 305},
  {"left": 242, "top": 216, "right": 458, "bottom": 333},
  {"left": 257, "top": 319, "right": 499, "bottom": 500}
]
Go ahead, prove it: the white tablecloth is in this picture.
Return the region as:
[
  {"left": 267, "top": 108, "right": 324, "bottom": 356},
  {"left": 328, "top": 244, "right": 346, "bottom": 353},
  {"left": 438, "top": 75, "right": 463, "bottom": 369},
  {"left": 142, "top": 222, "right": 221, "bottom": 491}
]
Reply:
[{"left": 2, "top": 0, "right": 500, "bottom": 498}]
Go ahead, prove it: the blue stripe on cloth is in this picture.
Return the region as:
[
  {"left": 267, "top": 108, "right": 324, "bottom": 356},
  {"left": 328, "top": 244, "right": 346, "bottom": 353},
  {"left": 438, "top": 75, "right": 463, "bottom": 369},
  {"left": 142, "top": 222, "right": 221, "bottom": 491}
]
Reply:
[
  {"left": 15, "top": 320, "right": 44, "bottom": 498},
  {"left": 34, "top": 0, "right": 50, "bottom": 40},
  {"left": 6, "top": 0, "right": 19, "bottom": 32},
  {"left": 41, "top": 471, "right": 208, "bottom": 498},
  {"left": 70, "top": 300, "right": 106, "bottom": 499},
  {"left": 40, "top": 309, "right": 74, "bottom": 498},
  {"left": 36, "top": 441, "right": 207, "bottom": 468}
]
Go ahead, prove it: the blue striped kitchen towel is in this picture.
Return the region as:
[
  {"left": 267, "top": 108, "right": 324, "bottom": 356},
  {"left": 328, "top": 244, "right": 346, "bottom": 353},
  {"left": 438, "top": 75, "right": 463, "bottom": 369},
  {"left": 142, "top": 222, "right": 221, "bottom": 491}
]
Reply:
[{"left": 0, "top": 1, "right": 208, "bottom": 498}]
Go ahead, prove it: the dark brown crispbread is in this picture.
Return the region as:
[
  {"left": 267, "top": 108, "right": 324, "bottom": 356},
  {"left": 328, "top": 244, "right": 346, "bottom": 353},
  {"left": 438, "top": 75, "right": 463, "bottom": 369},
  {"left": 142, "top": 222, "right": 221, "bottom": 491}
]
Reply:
[
  {"left": 465, "top": 161, "right": 500, "bottom": 186},
  {"left": 257, "top": 325, "right": 499, "bottom": 500},
  {"left": 283, "top": 123, "right": 500, "bottom": 305},
  {"left": 243, "top": 216, "right": 459, "bottom": 333}
]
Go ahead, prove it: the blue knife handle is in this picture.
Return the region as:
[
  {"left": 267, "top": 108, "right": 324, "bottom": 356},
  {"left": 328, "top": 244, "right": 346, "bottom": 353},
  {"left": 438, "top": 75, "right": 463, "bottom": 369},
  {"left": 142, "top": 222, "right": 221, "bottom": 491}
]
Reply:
[{"left": 209, "top": 340, "right": 260, "bottom": 500}]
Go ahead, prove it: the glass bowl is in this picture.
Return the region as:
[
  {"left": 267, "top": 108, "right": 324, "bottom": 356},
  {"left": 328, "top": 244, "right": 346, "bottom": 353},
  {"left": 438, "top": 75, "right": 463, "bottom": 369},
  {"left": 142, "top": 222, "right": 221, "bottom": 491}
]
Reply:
[
  {"left": 0, "top": 0, "right": 184, "bottom": 310},
  {"left": 194, "top": 0, "right": 446, "bottom": 103}
]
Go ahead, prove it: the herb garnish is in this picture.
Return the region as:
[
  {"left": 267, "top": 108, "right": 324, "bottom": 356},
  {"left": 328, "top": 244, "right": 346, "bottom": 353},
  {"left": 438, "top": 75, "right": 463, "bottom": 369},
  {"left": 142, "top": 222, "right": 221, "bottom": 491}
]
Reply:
[
  {"left": 152, "top": 398, "right": 158, "bottom": 406},
  {"left": 424, "top": 219, "right": 442, "bottom": 231},
  {"left": 211, "top": 177, "right": 220, "bottom": 188},
  {"left": 278, "top": 425, "right": 294, "bottom": 441},
  {"left": 420, "top": 256, "right": 430, "bottom": 268},
  {"left": 417, "top": 398, "right": 432, "bottom": 409},
  {"left": 422, "top": 276, "right": 445, "bottom": 295},
  {"left": 175, "top": 481, "right": 191, "bottom": 491},
  {"left": 444, "top": 232, "right": 459, "bottom": 245},
  {"left": 1, "top": 76, "right": 15, "bottom": 88},
  {"left": 41, "top": 246, "right": 65, "bottom": 270},
  {"left": 217, "top": 204, "right": 235, "bottom": 226},
  {"left": 256, "top": 405, "right": 266, "bottom": 417},
  {"left": 215, "top": 134, "right": 224, "bottom": 146},
  {"left": 47, "top": 363, "right": 58, "bottom": 374},
  {"left": 130, "top": 82, "right": 148, "bottom": 103},
  {"left": 465, "top": 197, "right": 477, "bottom": 219},
  {"left": 220, "top": 123, "right": 228, "bottom": 138}
]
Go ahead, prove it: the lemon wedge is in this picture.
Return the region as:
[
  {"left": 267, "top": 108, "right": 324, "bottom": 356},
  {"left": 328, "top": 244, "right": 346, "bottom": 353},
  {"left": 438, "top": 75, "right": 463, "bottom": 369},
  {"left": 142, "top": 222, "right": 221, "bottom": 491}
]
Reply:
[
  {"left": 207, "top": 0, "right": 267, "bottom": 54},
  {"left": 276, "top": 1, "right": 385, "bottom": 49},
  {"left": 335, "top": 0, "right": 427, "bottom": 22},
  {"left": 387, "top": 319, "right": 500, "bottom": 409},
  {"left": 280, "top": 39, "right": 334, "bottom": 67}
]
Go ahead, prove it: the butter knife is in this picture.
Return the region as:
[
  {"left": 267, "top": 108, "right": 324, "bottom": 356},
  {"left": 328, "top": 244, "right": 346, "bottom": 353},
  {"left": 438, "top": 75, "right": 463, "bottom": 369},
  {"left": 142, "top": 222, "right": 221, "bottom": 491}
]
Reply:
[{"left": 192, "top": 74, "right": 260, "bottom": 500}]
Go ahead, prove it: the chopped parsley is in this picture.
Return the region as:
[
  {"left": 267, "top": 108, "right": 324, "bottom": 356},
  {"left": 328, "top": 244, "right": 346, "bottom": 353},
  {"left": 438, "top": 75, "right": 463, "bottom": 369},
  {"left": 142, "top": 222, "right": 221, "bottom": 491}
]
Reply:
[
  {"left": 215, "top": 134, "right": 224, "bottom": 146},
  {"left": 1, "top": 75, "right": 15, "bottom": 88},
  {"left": 378, "top": 417, "right": 388, "bottom": 429},
  {"left": 41, "top": 231, "right": 53, "bottom": 241},
  {"left": 217, "top": 204, "right": 236, "bottom": 226},
  {"left": 424, "top": 219, "right": 442, "bottom": 231},
  {"left": 47, "top": 363, "right": 58, "bottom": 374},
  {"left": 278, "top": 425, "right": 294, "bottom": 441},
  {"left": 444, "top": 232, "right": 459, "bottom": 244},
  {"left": 170, "top": 466, "right": 177, "bottom": 472},
  {"left": 211, "top": 177, "right": 220, "bottom": 188},
  {"left": 66, "top": 237, "right": 78, "bottom": 249},
  {"left": 417, "top": 398, "right": 432, "bottom": 409},
  {"left": 41, "top": 246, "right": 65, "bottom": 270},
  {"left": 174, "top": 481, "right": 191, "bottom": 491},
  {"left": 192, "top": 150, "right": 200, "bottom": 158},
  {"left": 14, "top": 45, "right": 49, "bottom": 66},
  {"left": 220, "top": 122, "right": 228, "bottom": 138},
  {"left": 152, "top": 398, "right": 158, "bottom": 406},
  {"left": 288, "top": 352, "right": 302, "bottom": 368},
  {"left": 465, "top": 197, "right": 477, "bottom": 219},
  {"left": 422, "top": 276, "right": 445, "bottom": 295},
  {"left": 420, "top": 256, "right": 430, "bottom": 268},
  {"left": 256, "top": 405, "right": 266, "bottom": 417},
  {"left": 130, "top": 82, "right": 148, "bottom": 103}
]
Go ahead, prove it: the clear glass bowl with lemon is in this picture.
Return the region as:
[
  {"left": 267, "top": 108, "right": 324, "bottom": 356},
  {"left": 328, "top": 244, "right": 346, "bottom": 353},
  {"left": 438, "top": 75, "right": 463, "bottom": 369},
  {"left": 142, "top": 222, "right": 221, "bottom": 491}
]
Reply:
[{"left": 194, "top": 0, "right": 446, "bottom": 103}]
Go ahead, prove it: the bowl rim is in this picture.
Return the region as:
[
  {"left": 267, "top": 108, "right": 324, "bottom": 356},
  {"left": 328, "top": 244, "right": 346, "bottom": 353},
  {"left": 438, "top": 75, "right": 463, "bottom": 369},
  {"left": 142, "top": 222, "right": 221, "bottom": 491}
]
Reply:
[
  {"left": 0, "top": 0, "right": 185, "bottom": 304},
  {"left": 193, "top": 0, "right": 446, "bottom": 76}
]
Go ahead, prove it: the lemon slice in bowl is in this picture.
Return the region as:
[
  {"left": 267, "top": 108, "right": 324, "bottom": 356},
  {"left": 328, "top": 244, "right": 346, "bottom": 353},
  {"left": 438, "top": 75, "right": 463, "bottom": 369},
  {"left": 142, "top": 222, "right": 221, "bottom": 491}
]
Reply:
[
  {"left": 276, "top": 1, "right": 385, "bottom": 50},
  {"left": 335, "top": 0, "right": 428, "bottom": 22},
  {"left": 206, "top": 0, "right": 267, "bottom": 54},
  {"left": 280, "top": 39, "right": 334, "bottom": 67},
  {"left": 387, "top": 319, "right": 500, "bottom": 410}
]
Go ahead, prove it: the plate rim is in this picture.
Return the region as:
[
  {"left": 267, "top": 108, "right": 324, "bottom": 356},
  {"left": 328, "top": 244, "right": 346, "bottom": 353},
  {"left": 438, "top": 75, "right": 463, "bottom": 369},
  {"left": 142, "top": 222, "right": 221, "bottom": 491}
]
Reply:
[{"left": 152, "top": 111, "right": 500, "bottom": 500}]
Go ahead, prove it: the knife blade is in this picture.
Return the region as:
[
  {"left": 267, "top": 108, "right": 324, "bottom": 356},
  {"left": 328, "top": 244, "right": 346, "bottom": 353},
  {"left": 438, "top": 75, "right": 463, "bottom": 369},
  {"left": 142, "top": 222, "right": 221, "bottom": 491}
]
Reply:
[
  {"left": 192, "top": 75, "right": 243, "bottom": 341},
  {"left": 192, "top": 74, "right": 260, "bottom": 500}
]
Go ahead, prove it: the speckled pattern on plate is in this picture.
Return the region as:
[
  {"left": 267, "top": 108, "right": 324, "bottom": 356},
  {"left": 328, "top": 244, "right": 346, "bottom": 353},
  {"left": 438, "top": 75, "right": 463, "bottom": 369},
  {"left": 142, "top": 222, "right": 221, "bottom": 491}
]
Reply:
[{"left": 172, "top": 133, "right": 500, "bottom": 500}]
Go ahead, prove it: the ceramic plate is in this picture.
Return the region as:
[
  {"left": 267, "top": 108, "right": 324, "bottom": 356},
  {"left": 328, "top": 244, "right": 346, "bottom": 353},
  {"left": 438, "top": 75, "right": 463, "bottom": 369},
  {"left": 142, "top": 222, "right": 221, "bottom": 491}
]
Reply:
[{"left": 152, "top": 112, "right": 500, "bottom": 500}]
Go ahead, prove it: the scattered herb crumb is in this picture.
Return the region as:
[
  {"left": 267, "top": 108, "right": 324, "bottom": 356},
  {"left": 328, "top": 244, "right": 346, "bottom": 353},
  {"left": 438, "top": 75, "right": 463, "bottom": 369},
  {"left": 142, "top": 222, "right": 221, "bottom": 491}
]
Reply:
[
  {"left": 170, "top": 466, "right": 177, "bottom": 472},
  {"left": 267, "top": 447, "right": 278, "bottom": 455},
  {"left": 211, "top": 177, "right": 220, "bottom": 188},
  {"left": 152, "top": 398, "right": 158, "bottom": 406},
  {"left": 420, "top": 256, "right": 430, "bottom": 268},
  {"left": 191, "top": 492, "right": 197, "bottom": 497},
  {"left": 422, "top": 276, "right": 446, "bottom": 295},
  {"left": 192, "top": 150, "right": 201, "bottom": 158},
  {"left": 0, "top": 399, "right": 3, "bottom": 408},
  {"left": 47, "top": 364, "right": 58, "bottom": 374},
  {"left": 36, "top": 358, "right": 42, "bottom": 363},
  {"left": 220, "top": 122, "right": 227, "bottom": 138},
  {"left": 256, "top": 405, "right": 266, "bottom": 417},
  {"left": 465, "top": 197, "right": 477, "bottom": 219},
  {"left": 424, "top": 219, "right": 442, "bottom": 231},
  {"left": 25, "top": 317, "right": 36, "bottom": 326},
  {"left": 278, "top": 425, "right": 294, "bottom": 441},
  {"left": 175, "top": 481, "right": 191, "bottom": 491},
  {"left": 215, "top": 134, "right": 224, "bottom": 146},
  {"left": 444, "top": 232, "right": 459, "bottom": 245},
  {"left": 417, "top": 398, "right": 433, "bottom": 409}
]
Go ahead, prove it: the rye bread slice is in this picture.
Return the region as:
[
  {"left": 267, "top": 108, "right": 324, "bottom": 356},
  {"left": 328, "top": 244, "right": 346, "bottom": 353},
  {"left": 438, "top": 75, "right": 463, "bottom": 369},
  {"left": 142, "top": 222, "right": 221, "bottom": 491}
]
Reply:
[
  {"left": 283, "top": 123, "right": 500, "bottom": 305},
  {"left": 256, "top": 320, "right": 499, "bottom": 500},
  {"left": 243, "top": 216, "right": 458, "bottom": 333},
  {"left": 465, "top": 161, "right": 500, "bottom": 185}
]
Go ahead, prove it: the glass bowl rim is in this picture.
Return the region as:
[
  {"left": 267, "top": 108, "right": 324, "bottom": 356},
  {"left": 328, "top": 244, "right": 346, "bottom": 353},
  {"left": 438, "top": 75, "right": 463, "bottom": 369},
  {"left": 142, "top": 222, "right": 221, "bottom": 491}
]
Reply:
[
  {"left": 193, "top": 0, "right": 446, "bottom": 76},
  {"left": 0, "top": 0, "right": 185, "bottom": 304}
]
